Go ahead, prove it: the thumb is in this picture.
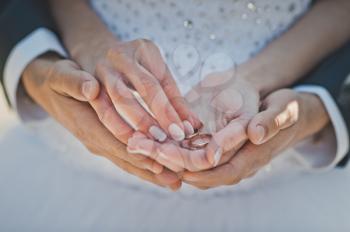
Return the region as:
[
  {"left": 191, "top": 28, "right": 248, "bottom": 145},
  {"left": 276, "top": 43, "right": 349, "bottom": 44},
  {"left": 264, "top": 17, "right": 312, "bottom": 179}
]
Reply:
[
  {"left": 206, "top": 119, "right": 248, "bottom": 167},
  {"left": 248, "top": 89, "right": 299, "bottom": 145},
  {"left": 49, "top": 60, "right": 100, "bottom": 101}
]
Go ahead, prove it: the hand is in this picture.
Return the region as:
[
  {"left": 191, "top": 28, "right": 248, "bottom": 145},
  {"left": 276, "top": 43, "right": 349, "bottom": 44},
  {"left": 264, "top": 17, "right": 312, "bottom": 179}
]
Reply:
[
  {"left": 73, "top": 38, "right": 202, "bottom": 143},
  {"left": 182, "top": 89, "right": 330, "bottom": 189},
  {"left": 21, "top": 53, "right": 182, "bottom": 191},
  {"left": 126, "top": 68, "right": 260, "bottom": 171}
]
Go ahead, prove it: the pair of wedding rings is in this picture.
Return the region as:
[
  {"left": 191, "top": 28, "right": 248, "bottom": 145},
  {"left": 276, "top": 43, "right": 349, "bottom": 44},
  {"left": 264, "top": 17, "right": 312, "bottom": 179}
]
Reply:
[{"left": 181, "top": 132, "right": 212, "bottom": 150}]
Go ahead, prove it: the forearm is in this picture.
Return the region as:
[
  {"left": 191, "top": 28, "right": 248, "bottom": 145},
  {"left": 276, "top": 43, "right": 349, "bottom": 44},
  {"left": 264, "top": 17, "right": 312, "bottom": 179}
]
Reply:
[
  {"left": 240, "top": 0, "right": 350, "bottom": 96},
  {"left": 49, "top": 0, "right": 117, "bottom": 72}
]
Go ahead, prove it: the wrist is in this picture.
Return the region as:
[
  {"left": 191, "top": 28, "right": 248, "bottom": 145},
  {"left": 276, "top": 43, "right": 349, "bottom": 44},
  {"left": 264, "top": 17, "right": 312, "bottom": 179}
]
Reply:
[
  {"left": 236, "top": 57, "right": 299, "bottom": 97},
  {"left": 237, "top": 65, "right": 290, "bottom": 98},
  {"left": 296, "top": 92, "right": 330, "bottom": 141},
  {"left": 69, "top": 32, "right": 117, "bottom": 73}
]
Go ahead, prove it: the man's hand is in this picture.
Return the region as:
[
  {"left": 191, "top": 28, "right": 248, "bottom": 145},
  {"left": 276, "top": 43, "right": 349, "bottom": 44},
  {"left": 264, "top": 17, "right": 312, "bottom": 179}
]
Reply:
[
  {"left": 21, "top": 54, "right": 181, "bottom": 191},
  {"left": 182, "top": 89, "right": 330, "bottom": 189}
]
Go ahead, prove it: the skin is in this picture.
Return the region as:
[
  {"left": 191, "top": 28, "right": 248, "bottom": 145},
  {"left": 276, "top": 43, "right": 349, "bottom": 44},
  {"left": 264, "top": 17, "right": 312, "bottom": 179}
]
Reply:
[
  {"left": 127, "top": 69, "right": 260, "bottom": 172},
  {"left": 50, "top": 0, "right": 203, "bottom": 144},
  {"left": 21, "top": 53, "right": 182, "bottom": 191},
  {"left": 46, "top": 0, "right": 350, "bottom": 189},
  {"left": 182, "top": 89, "right": 330, "bottom": 189}
]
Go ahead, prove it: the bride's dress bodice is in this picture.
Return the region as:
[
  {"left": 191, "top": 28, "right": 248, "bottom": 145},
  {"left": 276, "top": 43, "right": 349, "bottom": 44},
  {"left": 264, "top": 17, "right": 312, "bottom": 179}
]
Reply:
[
  {"left": 31, "top": 0, "right": 312, "bottom": 196},
  {"left": 92, "top": 0, "right": 311, "bottom": 93}
]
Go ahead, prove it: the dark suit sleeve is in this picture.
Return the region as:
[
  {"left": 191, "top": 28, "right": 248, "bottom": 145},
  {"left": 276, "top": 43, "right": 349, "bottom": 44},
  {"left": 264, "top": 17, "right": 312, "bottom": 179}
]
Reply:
[
  {"left": 0, "top": 0, "right": 57, "bottom": 104},
  {"left": 296, "top": 41, "right": 350, "bottom": 167}
]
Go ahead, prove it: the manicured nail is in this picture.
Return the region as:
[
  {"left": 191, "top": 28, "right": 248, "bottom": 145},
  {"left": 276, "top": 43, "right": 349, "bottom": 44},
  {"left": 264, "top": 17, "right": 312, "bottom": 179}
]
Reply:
[
  {"left": 127, "top": 147, "right": 151, "bottom": 156},
  {"left": 213, "top": 148, "right": 222, "bottom": 167},
  {"left": 149, "top": 126, "right": 167, "bottom": 142},
  {"left": 82, "top": 81, "right": 95, "bottom": 100},
  {"left": 183, "top": 120, "right": 195, "bottom": 136},
  {"left": 256, "top": 125, "right": 266, "bottom": 144},
  {"left": 168, "top": 123, "right": 185, "bottom": 141}
]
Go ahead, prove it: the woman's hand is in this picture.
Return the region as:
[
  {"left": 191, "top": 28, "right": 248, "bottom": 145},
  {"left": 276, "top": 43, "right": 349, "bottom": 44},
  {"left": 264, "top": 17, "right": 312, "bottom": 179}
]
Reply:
[
  {"left": 50, "top": 0, "right": 202, "bottom": 144},
  {"left": 126, "top": 68, "right": 260, "bottom": 172},
  {"left": 21, "top": 54, "right": 182, "bottom": 191},
  {"left": 192, "top": 69, "right": 260, "bottom": 167},
  {"left": 88, "top": 39, "right": 202, "bottom": 142},
  {"left": 182, "top": 89, "right": 330, "bottom": 189}
]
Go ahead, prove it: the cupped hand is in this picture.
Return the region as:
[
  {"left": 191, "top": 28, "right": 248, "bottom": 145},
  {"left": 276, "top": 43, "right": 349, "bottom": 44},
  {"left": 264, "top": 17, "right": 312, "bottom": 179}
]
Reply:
[
  {"left": 75, "top": 38, "right": 202, "bottom": 143},
  {"left": 21, "top": 54, "right": 182, "bottom": 191},
  {"left": 127, "top": 68, "right": 260, "bottom": 171},
  {"left": 182, "top": 89, "right": 330, "bottom": 189}
]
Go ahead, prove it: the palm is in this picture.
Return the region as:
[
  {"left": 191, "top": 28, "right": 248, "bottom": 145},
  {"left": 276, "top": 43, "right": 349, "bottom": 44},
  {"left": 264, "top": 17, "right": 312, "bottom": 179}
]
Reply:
[
  {"left": 186, "top": 70, "right": 259, "bottom": 135},
  {"left": 127, "top": 69, "right": 260, "bottom": 172}
]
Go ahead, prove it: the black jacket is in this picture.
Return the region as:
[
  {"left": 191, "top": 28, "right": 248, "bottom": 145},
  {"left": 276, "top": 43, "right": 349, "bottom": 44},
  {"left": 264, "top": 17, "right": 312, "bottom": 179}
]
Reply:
[
  {"left": 0, "top": 0, "right": 349, "bottom": 166},
  {"left": 0, "top": 0, "right": 56, "bottom": 103},
  {"left": 296, "top": 42, "right": 350, "bottom": 166}
]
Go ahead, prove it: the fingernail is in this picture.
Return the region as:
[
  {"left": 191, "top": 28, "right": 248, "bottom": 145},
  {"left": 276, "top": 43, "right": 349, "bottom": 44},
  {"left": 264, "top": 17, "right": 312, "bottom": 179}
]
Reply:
[
  {"left": 256, "top": 125, "right": 266, "bottom": 144},
  {"left": 82, "top": 81, "right": 95, "bottom": 100},
  {"left": 213, "top": 148, "right": 222, "bottom": 167},
  {"left": 149, "top": 126, "right": 167, "bottom": 142},
  {"left": 127, "top": 147, "right": 151, "bottom": 156},
  {"left": 147, "top": 163, "right": 163, "bottom": 174},
  {"left": 183, "top": 120, "right": 195, "bottom": 136},
  {"left": 168, "top": 123, "right": 185, "bottom": 141},
  {"left": 152, "top": 165, "right": 163, "bottom": 174}
]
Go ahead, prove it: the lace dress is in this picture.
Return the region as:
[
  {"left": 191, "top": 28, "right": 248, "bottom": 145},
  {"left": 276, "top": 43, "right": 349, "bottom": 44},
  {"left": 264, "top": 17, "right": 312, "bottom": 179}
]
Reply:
[{"left": 1, "top": 0, "right": 349, "bottom": 231}]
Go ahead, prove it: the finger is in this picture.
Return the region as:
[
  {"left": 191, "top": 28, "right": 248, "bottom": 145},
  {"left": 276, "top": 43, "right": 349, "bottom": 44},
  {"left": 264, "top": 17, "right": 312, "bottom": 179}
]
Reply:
[
  {"left": 111, "top": 53, "right": 186, "bottom": 142},
  {"left": 183, "top": 140, "right": 276, "bottom": 188},
  {"left": 127, "top": 132, "right": 212, "bottom": 172},
  {"left": 49, "top": 61, "right": 100, "bottom": 101},
  {"left": 248, "top": 89, "right": 299, "bottom": 145},
  {"left": 57, "top": 94, "right": 165, "bottom": 178},
  {"left": 89, "top": 94, "right": 164, "bottom": 174},
  {"left": 90, "top": 88, "right": 135, "bottom": 144},
  {"left": 104, "top": 152, "right": 179, "bottom": 188},
  {"left": 205, "top": 119, "right": 248, "bottom": 167},
  {"left": 183, "top": 161, "right": 243, "bottom": 188},
  {"left": 138, "top": 45, "right": 203, "bottom": 136},
  {"left": 154, "top": 168, "right": 182, "bottom": 190},
  {"left": 127, "top": 133, "right": 184, "bottom": 172},
  {"left": 96, "top": 66, "right": 168, "bottom": 142}
]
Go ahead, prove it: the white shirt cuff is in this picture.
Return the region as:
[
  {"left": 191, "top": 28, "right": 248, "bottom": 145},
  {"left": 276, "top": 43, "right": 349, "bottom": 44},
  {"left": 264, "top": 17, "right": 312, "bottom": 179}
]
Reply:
[
  {"left": 293, "top": 85, "right": 349, "bottom": 171},
  {"left": 3, "top": 28, "right": 67, "bottom": 122}
]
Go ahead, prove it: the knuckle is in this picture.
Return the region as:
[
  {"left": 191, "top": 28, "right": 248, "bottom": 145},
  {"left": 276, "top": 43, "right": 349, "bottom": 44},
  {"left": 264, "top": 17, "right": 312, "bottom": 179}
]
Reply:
[
  {"left": 113, "top": 129, "right": 133, "bottom": 144},
  {"left": 162, "top": 103, "right": 175, "bottom": 120},
  {"left": 95, "top": 62, "right": 109, "bottom": 80},
  {"left": 225, "top": 176, "right": 241, "bottom": 186},
  {"left": 98, "top": 104, "right": 116, "bottom": 125},
  {"left": 135, "top": 38, "right": 152, "bottom": 48},
  {"left": 85, "top": 144, "right": 101, "bottom": 156},
  {"left": 197, "top": 186, "right": 210, "bottom": 191},
  {"left": 135, "top": 115, "right": 154, "bottom": 132},
  {"left": 110, "top": 83, "right": 125, "bottom": 102},
  {"left": 120, "top": 161, "right": 132, "bottom": 174},
  {"left": 107, "top": 46, "right": 131, "bottom": 64},
  {"left": 73, "top": 127, "right": 87, "bottom": 142},
  {"left": 106, "top": 46, "right": 120, "bottom": 58},
  {"left": 139, "top": 73, "right": 159, "bottom": 89}
]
